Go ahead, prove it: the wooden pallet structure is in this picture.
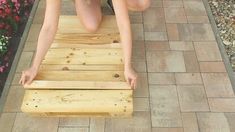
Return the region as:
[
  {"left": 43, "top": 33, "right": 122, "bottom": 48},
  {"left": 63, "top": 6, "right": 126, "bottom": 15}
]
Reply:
[{"left": 21, "top": 15, "right": 133, "bottom": 117}]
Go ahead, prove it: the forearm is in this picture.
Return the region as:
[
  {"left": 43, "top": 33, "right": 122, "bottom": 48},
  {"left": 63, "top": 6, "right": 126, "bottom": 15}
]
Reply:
[
  {"left": 112, "top": 0, "right": 132, "bottom": 68},
  {"left": 31, "top": 26, "right": 57, "bottom": 70}
]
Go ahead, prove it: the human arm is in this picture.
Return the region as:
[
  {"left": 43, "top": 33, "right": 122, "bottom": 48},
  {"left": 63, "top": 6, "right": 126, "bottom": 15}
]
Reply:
[
  {"left": 19, "top": 0, "right": 61, "bottom": 85},
  {"left": 112, "top": 0, "right": 138, "bottom": 89}
]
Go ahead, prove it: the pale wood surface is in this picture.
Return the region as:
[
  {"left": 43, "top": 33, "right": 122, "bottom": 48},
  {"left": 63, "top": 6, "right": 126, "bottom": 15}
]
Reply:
[
  {"left": 21, "top": 15, "right": 133, "bottom": 117},
  {"left": 21, "top": 90, "right": 133, "bottom": 117}
]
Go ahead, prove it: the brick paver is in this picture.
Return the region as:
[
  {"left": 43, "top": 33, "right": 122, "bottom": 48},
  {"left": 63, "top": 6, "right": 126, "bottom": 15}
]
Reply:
[{"left": 1, "top": 0, "right": 235, "bottom": 131}]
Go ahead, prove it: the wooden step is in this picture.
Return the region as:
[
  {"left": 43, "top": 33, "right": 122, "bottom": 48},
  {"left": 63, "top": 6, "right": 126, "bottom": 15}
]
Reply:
[
  {"left": 21, "top": 90, "right": 133, "bottom": 117},
  {"left": 21, "top": 15, "right": 133, "bottom": 117},
  {"left": 53, "top": 33, "right": 120, "bottom": 44}
]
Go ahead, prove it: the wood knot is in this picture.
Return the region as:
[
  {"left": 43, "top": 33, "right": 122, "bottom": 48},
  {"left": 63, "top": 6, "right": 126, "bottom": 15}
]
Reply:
[
  {"left": 114, "top": 73, "right": 120, "bottom": 78},
  {"left": 82, "top": 62, "right": 86, "bottom": 65},
  {"left": 69, "top": 53, "right": 74, "bottom": 56},
  {"left": 62, "top": 67, "right": 69, "bottom": 70},
  {"left": 113, "top": 40, "right": 119, "bottom": 43},
  {"left": 67, "top": 60, "right": 70, "bottom": 63}
]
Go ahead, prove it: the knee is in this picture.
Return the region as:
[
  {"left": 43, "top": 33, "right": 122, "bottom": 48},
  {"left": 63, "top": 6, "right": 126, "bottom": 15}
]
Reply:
[
  {"left": 132, "top": 0, "right": 151, "bottom": 11},
  {"left": 83, "top": 16, "right": 102, "bottom": 33},
  {"left": 84, "top": 22, "right": 100, "bottom": 33},
  {"left": 139, "top": 0, "right": 151, "bottom": 11}
]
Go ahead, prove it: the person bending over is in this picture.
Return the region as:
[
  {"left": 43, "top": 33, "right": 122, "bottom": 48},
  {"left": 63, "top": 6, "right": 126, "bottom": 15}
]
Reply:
[{"left": 19, "top": 0, "right": 150, "bottom": 89}]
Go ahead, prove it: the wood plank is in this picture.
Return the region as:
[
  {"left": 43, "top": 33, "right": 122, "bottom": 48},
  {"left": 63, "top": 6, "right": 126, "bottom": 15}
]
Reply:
[
  {"left": 34, "top": 71, "right": 125, "bottom": 81},
  {"left": 39, "top": 64, "right": 124, "bottom": 71},
  {"left": 23, "top": 80, "right": 131, "bottom": 89},
  {"left": 50, "top": 42, "right": 122, "bottom": 49},
  {"left": 21, "top": 90, "right": 133, "bottom": 117},
  {"left": 25, "top": 112, "right": 133, "bottom": 118},
  {"left": 42, "top": 57, "right": 123, "bottom": 65},
  {"left": 45, "top": 48, "right": 123, "bottom": 57},
  {"left": 58, "top": 15, "right": 119, "bottom": 34},
  {"left": 53, "top": 33, "right": 120, "bottom": 44},
  {"left": 42, "top": 48, "right": 123, "bottom": 65}
]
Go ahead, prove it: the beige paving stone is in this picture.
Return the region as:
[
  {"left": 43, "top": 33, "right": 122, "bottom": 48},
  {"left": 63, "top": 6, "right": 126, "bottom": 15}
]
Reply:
[
  {"left": 23, "top": 41, "right": 37, "bottom": 52},
  {"left": 12, "top": 112, "right": 59, "bottom": 132},
  {"left": 105, "top": 111, "right": 151, "bottom": 132},
  {"left": 199, "top": 62, "right": 227, "bottom": 72},
  {"left": 16, "top": 52, "right": 34, "bottom": 73},
  {"left": 26, "top": 24, "right": 42, "bottom": 42},
  {"left": 132, "top": 61, "right": 147, "bottom": 72},
  {"left": 181, "top": 113, "right": 199, "bottom": 132},
  {"left": 197, "top": 112, "right": 230, "bottom": 132},
  {"left": 175, "top": 73, "right": 202, "bottom": 84},
  {"left": 133, "top": 73, "right": 149, "bottom": 97},
  {"left": 194, "top": 42, "right": 222, "bottom": 61},
  {"left": 178, "top": 24, "right": 215, "bottom": 41},
  {"left": 164, "top": 7, "right": 187, "bottom": 23},
  {"left": 177, "top": 85, "right": 209, "bottom": 112},
  {"left": 36, "top": 0, "right": 45, "bottom": 9},
  {"left": 202, "top": 73, "right": 234, "bottom": 97},
  {"left": 32, "top": 2, "right": 45, "bottom": 24},
  {"left": 0, "top": 113, "right": 16, "bottom": 132},
  {"left": 163, "top": 0, "right": 183, "bottom": 7},
  {"left": 152, "top": 128, "right": 184, "bottom": 132},
  {"left": 146, "top": 51, "right": 186, "bottom": 72},
  {"left": 208, "top": 98, "right": 235, "bottom": 112},
  {"left": 129, "top": 11, "right": 143, "bottom": 24},
  {"left": 183, "top": 51, "right": 200, "bottom": 72},
  {"left": 187, "top": 16, "right": 209, "bottom": 23},
  {"left": 133, "top": 97, "right": 150, "bottom": 111},
  {"left": 148, "top": 73, "right": 175, "bottom": 85},
  {"left": 61, "top": 0, "right": 77, "bottom": 15},
  {"left": 11, "top": 73, "right": 22, "bottom": 86},
  {"left": 59, "top": 117, "right": 89, "bottom": 127},
  {"left": 131, "top": 24, "right": 144, "bottom": 40},
  {"left": 183, "top": 1, "right": 207, "bottom": 16},
  {"left": 58, "top": 127, "right": 89, "bottom": 132},
  {"left": 132, "top": 41, "right": 146, "bottom": 61},
  {"left": 90, "top": 117, "right": 105, "bottom": 132},
  {"left": 149, "top": 85, "right": 182, "bottom": 127},
  {"left": 145, "top": 41, "right": 170, "bottom": 51},
  {"left": 169, "top": 41, "right": 194, "bottom": 51},
  {"left": 145, "top": 32, "right": 168, "bottom": 41},
  {"left": 3, "top": 86, "right": 24, "bottom": 112},
  {"left": 143, "top": 7, "right": 166, "bottom": 32},
  {"left": 166, "top": 24, "right": 180, "bottom": 40},
  {"left": 224, "top": 113, "right": 235, "bottom": 132},
  {"left": 150, "top": 0, "right": 163, "bottom": 7}
]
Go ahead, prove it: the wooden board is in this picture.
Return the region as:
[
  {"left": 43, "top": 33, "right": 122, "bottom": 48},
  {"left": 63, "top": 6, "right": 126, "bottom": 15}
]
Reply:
[
  {"left": 50, "top": 42, "right": 122, "bottom": 49},
  {"left": 38, "top": 64, "right": 124, "bottom": 71},
  {"left": 23, "top": 81, "right": 130, "bottom": 90},
  {"left": 34, "top": 71, "right": 125, "bottom": 81},
  {"left": 21, "top": 15, "right": 133, "bottom": 117},
  {"left": 53, "top": 33, "right": 120, "bottom": 44},
  {"left": 21, "top": 90, "right": 133, "bottom": 117}
]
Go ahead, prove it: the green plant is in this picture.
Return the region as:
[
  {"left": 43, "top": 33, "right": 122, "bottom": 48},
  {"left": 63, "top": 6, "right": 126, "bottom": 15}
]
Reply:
[{"left": 0, "top": 35, "right": 9, "bottom": 57}]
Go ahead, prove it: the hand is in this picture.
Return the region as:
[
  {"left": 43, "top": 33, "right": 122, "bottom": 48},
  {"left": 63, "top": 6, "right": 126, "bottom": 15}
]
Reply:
[
  {"left": 124, "top": 65, "right": 138, "bottom": 89},
  {"left": 19, "top": 66, "right": 38, "bottom": 86}
]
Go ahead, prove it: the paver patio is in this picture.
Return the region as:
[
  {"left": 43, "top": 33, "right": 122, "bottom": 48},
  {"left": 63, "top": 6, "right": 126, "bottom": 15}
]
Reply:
[{"left": 1, "top": 0, "right": 235, "bottom": 132}]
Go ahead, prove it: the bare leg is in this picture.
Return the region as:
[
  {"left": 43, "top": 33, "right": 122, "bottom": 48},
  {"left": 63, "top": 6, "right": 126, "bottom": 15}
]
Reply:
[
  {"left": 74, "top": 0, "right": 102, "bottom": 33},
  {"left": 126, "top": 0, "right": 151, "bottom": 11}
]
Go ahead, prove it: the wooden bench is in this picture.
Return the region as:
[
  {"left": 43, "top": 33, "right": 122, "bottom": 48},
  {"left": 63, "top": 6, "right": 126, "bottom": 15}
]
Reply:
[{"left": 21, "top": 15, "right": 133, "bottom": 117}]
